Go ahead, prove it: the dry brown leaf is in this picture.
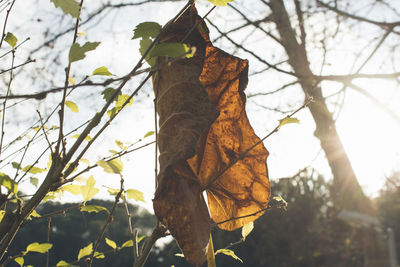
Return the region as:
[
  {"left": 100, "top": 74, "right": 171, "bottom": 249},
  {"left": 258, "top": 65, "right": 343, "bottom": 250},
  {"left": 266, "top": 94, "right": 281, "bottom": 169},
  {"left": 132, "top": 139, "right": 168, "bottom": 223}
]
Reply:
[{"left": 152, "top": 5, "right": 270, "bottom": 265}]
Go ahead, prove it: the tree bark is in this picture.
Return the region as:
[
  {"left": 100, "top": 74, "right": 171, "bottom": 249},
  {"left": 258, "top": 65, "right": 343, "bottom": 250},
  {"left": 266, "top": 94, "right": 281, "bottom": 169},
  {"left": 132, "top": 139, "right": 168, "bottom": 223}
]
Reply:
[{"left": 269, "top": 0, "right": 373, "bottom": 214}]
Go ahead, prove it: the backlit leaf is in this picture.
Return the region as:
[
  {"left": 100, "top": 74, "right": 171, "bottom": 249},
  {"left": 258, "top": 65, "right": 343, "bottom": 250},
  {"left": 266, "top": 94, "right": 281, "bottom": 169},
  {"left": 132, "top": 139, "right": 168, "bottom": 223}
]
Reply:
[
  {"left": 0, "top": 210, "right": 5, "bottom": 223},
  {"left": 139, "top": 37, "right": 155, "bottom": 66},
  {"left": 14, "top": 257, "right": 23, "bottom": 267},
  {"left": 11, "top": 162, "right": 21, "bottom": 169},
  {"left": 278, "top": 117, "right": 300, "bottom": 129},
  {"left": 77, "top": 31, "right": 87, "bottom": 37},
  {"left": 215, "top": 249, "right": 242, "bottom": 263},
  {"left": 80, "top": 205, "right": 108, "bottom": 214},
  {"left": 0, "top": 173, "right": 18, "bottom": 194},
  {"left": 97, "top": 159, "right": 123, "bottom": 174},
  {"left": 57, "top": 260, "right": 79, "bottom": 267},
  {"left": 81, "top": 176, "right": 99, "bottom": 204},
  {"left": 68, "top": 76, "right": 76, "bottom": 85},
  {"left": 94, "top": 252, "right": 104, "bottom": 259},
  {"left": 144, "top": 131, "right": 154, "bottom": 138},
  {"left": 92, "top": 66, "right": 113, "bottom": 76},
  {"left": 62, "top": 184, "right": 82, "bottom": 195},
  {"left": 50, "top": 0, "right": 80, "bottom": 18},
  {"left": 101, "top": 88, "right": 121, "bottom": 102},
  {"left": 26, "top": 242, "right": 53, "bottom": 253},
  {"left": 116, "top": 94, "right": 133, "bottom": 108},
  {"left": 69, "top": 42, "right": 100, "bottom": 63},
  {"left": 77, "top": 243, "right": 92, "bottom": 261},
  {"left": 29, "top": 210, "right": 41, "bottom": 218},
  {"left": 80, "top": 158, "right": 90, "bottom": 165},
  {"left": 241, "top": 222, "right": 254, "bottom": 241},
  {"left": 121, "top": 236, "right": 145, "bottom": 249},
  {"left": 71, "top": 134, "right": 92, "bottom": 141},
  {"left": 115, "top": 140, "right": 124, "bottom": 149},
  {"left": 106, "top": 187, "right": 120, "bottom": 196},
  {"left": 150, "top": 43, "right": 190, "bottom": 59},
  {"left": 4, "top": 32, "right": 17, "bottom": 48},
  {"left": 22, "top": 165, "right": 46, "bottom": 174},
  {"left": 65, "top": 100, "right": 79, "bottom": 112},
  {"left": 207, "top": 0, "right": 234, "bottom": 6},
  {"left": 105, "top": 237, "right": 117, "bottom": 249},
  {"left": 126, "top": 189, "right": 145, "bottom": 202},
  {"left": 132, "top": 22, "right": 161, "bottom": 39}
]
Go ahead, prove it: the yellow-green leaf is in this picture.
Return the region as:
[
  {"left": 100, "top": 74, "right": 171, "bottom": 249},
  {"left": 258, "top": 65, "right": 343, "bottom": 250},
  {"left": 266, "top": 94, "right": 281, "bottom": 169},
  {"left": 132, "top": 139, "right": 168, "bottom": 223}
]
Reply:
[
  {"left": 77, "top": 243, "right": 92, "bottom": 261},
  {"left": 14, "top": 257, "right": 23, "bottom": 267},
  {"left": 121, "top": 236, "right": 145, "bottom": 249},
  {"left": 139, "top": 37, "right": 155, "bottom": 67},
  {"left": 80, "top": 176, "right": 99, "bottom": 204},
  {"left": 0, "top": 173, "right": 18, "bottom": 194},
  {"left": 126, "top": 189, "right": 145, "bottom": 202},
  {"left": 208, "top": 0, "right": 234, "bottom": 6},
  {"left": 29, "top": 210, "right": 41, "bottom": 218},
  {"left": 0, "top": 210, "right": 5, "bottom": 223},
  {"left": 106, "top": 187, "right": 120, "bottom": 196},
  {"left": 26, "top": 242, "right": 53, "bottom": 253},
  {"left": 68, "top": 77, "right": 76, "bottom": 85},
  {"left": 77, "top": 31, "right": 87, "bottom": 37},
  {"left": 115, "top": 140, "right": 124, "bottom": 149},
  {"left": 116, "top": 94, "right": 133, "bottom": 108},
  {"left": 71, "top": 134, "right": 92, "bottom": 141},
  {"left": 22, "top": 165, "right": 46, "bottom": 174},
  {"left": 11, "top": 162, "right": 21, "bottom": 170},
  {"left": 144, "top": 131, "right": 154, "bottom": 138},
  {"left": 105, "top": 237, "right": 117, "bottom": 250},
  {"left": 62, "top": 184, "right": 82, "bottom": 195},
  {"left": 30, "top": 177, "right": 39, "bottom": 187},
  {"left": 94, "top": 251, "right": 104, "bottom": 259},
  {"left": 215, "top": 249, "right": 243, "bottom": 263},
  {"left": 50, "top": 0, "right": 80, "bottom": 18},
  {"left": 92, "top": 66, "right": 113, "bottom": 76},
  {"left": 241, "top": 222, "right": 254, "bottom": 241},
  {"left": 278, "top": 117, "right": 300, "bottom": 129},
  {"left": 97, "top": 159, "right": 123, "bottom": 174},
  {"left": 65, "top": 101, "right": 79, "bottom": 113},
  {"left": 80, "top": 205, "right": 108, "bottom": 214},
  {"left": 57, "top": 260, "right": 79, "bottom": 267},
  {"left": 4, "top": 32, "right": 17, "bottom": 48},
  {"left": 69, "top": 42, "right": 100, "bottom": 63},
  {"left": 149, "top": 43, "right": 190, "bottom": 59},
  {"left": 80, "top": 158, "right": 90, "bottom": 165}
]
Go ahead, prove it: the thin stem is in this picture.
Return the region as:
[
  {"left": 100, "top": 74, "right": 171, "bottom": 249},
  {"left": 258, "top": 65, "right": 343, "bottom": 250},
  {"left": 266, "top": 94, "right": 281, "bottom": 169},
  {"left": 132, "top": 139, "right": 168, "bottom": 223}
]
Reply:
[{"left": 0, "top": 0, "right": 16, "bottom": 49}]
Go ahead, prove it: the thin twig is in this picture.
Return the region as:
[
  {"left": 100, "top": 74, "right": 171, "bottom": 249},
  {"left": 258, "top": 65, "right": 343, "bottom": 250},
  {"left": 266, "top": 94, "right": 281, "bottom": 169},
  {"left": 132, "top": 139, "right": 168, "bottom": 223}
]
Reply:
[{"left": 0, "top": 0, "right": 16, "bottom": 49}]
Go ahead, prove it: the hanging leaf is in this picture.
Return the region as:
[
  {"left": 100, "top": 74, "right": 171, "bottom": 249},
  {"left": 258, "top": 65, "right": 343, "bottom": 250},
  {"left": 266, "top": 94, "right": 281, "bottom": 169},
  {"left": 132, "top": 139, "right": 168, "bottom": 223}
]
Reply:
[
  {"left": 71, "top": 134, "right": 92, "bottom": 141},
  {"left": 30, "top": 177, "right": 39, "bottom": 187},
  {"left": 57, "top": 260, "right": 79, "bottom": 267},
  {"left": 0, "top": 173, "right": 18, "bottom": 194},
  {"left": 29, "top": 210, "right": 41, "bottom": 218},
  {"left": 65, "top": 100, "right": 79, "bottom": 112},
  {"left": 92, "top": 66, "right": 113, "bottom": 76},
  {"left": 126, "top": 189, "right": 145, "bottom": 202},
  {"left": 11, "top": 162, "right": 21, "bottom": 170},
  {"left": 207, "top": 0, "right": 234, "bottom": 6},
  {"left": 215, "top": 249, "right": 243, "bottom": 263},
  {"left": 105, "top": 238, "right": 117, "bottom": 250},
  {"left": 80, "top": 176, "right": 99, "bottom": 204},
  {"left": 139, "top": 37, "right": 155, "bottom": 66},
  {"left": 94, "top": 252, "right": 104, "bottom": 259},
  {"left": 4, "top": 32, "right": 17, "bottom": 48},
  {"left": 69, "top": 42, "right": 100, "bottom": 63},
  {"left": 101, "top": 87, "right": 121, "bottom": 102},
  {"left": 278, "top": 116, "right": 300, "bottom": 129},
  {"left": 152, "top": 6, "right": 269, "bottom": 265},
  {"left": 80, "top": 205, "right": 108, "bottom": 214},
  {"left": 241, "top": 222, "right": 254, "bottom": 241},
  {"left": 26, "top": 242, "right": 53, "bottom": 253},
  {"left": 77, "top": 243, "right": 93, "bottom": 261},
  {"left": 97, "top": 159, "right": 123, "bottom": 174},
  {"left": 14, "top": 257, "right": 24, "bottom": 267},
  {"left": 132, "top": 22, "right": 161, "bottom": 39},
  {"left": 144, "top": 131, "right": 154, "bottom": 138},
  {"left": 50, "top": 0, "right": 80, "bottom": 18}
]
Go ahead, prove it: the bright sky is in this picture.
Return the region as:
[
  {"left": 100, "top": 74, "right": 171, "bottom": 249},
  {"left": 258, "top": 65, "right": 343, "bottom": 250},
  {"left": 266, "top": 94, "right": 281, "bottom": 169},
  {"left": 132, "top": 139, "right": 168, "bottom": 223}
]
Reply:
[{"left": 1, "top": 0, "right": 399, "bottom": 212}]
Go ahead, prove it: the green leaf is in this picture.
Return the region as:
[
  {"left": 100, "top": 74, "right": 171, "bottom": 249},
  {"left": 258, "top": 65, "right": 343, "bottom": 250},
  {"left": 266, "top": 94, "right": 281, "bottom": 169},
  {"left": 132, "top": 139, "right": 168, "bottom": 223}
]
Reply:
[
  {"left": 121, "top": 236, "right": 145, "bottom": 249},
  {"left": 30, "top": 177, "right": 39, "bottom": 187},
  {"left": 50, "top": 0, "right": 80, "bottom": 18},
  {"left": 101, "top": 88, "right": 121, "bottom": 102},
  {"left": 14, "top": 257, "right": 23, "bottom": 267},
  {"left": 22, "top": 165, "right": 46, "bottom": 174},
  {"left": 94, "top": 251, "right": 105, "bottom": 259},
  {"left": 115, "top": 140, "right": 124, "bottom": 149},
  {"left": 11, "top": 162, "right": 21, "bottom": 170},
  {"left": 57, "top": 260, "right": 79, "bottom": 267},
  {"left": 144, "top": 131, "right": 154, "bottom": 138},
  {"left": 62, "top": 184, "right": 82, "bottom": 195},
  {"left": 26, "top": 242, "right": 53, "bottom": 253},
  {"left": 77, "top": 243, "right": 92, "bottom": 261},
  {"left": 132, "top": 22, "right": 161, "bottom": 39},
  {"left": 81, "top": 176, "right": 99, "bottom": 204},
  {"left": 139, "top": 37, "right": 155, "bottom": 66},
  {"left": 71, "top": 134, "right": 92, "bottom": 141},
  {"left": 105, "top": 237, "right": 117, "bottom": 250},
  {"left": 207, "top": 0, "right": 234, "bottom": 6},
  {"left": 92, "top": 66, "right": 113, "bottom": 76},
  {"left": 149, "top": 43, "right": 190, "bottom": 58},
  {"left": 0, "top": 173, "right": 18, "bottom": 194},
  {"left": 278, "top": 117, "right": 300, "bottom": 129},
  {"left": 215, "top": 249, "right": 243, "bottom": 263},
  {"left": 241, "top": 222, "right": 254, "bottom": 241},
  {"left": 4, "top": 32, "right": 17, "bottom": 48},
  {"left": 69, "top": 42, "right": 100, "bottom": 63},
  {"left": 97, "top": 159, "right": 123, "bottom": 174},
  {"left": 80, "top": 205, "right": 108, "bottom": 214},
  {"left": 65, "top": 100, "right": 79, "bottom": 112},
  {"left": 0, "top": 210, "right": 5, "bottom": 223},
  {"left": 126, "top": 189, "right": 145, "bottom": 202}
]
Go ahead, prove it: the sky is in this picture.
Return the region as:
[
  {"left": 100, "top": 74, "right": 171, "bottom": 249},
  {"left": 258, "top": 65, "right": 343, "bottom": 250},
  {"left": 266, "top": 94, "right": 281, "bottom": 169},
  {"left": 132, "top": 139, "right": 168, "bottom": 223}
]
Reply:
[{"left": 0, "top": 0, "right": 399, "bottom": 213}]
